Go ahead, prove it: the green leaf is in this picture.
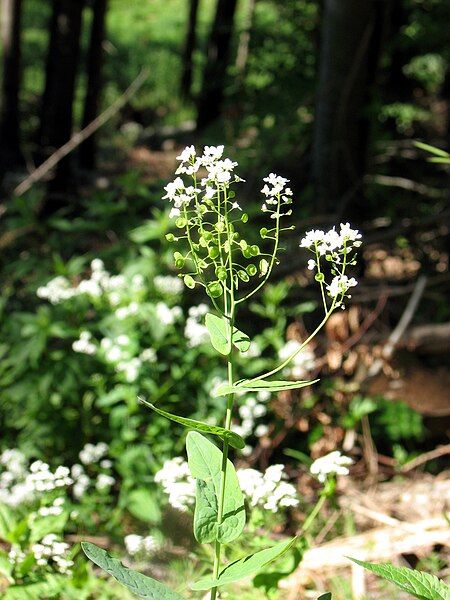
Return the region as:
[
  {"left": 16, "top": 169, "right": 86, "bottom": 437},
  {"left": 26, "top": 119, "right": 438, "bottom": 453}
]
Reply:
[
  {"left": 186, "top": 432, "right": 245, "bottom": 543},
  {"left": 4, "top": 575, "right": 66, "bottom": 599},
  {"left": 191, "top": 537, "right": 297, "bottom": 590},
  {"left": 318, "top": 594, "right": 332, "bottom": 600},
  {"left": 349, "top": 558, "right": 450, "bottom": 600},
  {"left": 194, "top": 479, "right": 219, "bottom": 543},
  {"left": 127, "top": 488, "right": 161, "bottom": 524},
  {"left": 82, "top": 542, "right": 184, "bottom": 599},
  {"left": 29, "top": 511, "right": 68, "bottom": 543},
  {"left": 213, "top": 379, "right": 319, "bottom": 397},
  {"left": 139, "top": 398, "right": 245, "bottom": 450},
  {"left": 0, "top": 503, "right": 15, "bottom": 542},
  {"left": 232, "top": 326, "right": 250, "bottom": 352},
  {"left": 205, "top": 313, "right": 231, "bottom": 355}
]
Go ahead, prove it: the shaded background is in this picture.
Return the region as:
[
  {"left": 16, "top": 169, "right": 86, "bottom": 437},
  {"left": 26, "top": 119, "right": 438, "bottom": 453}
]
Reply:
[{"left": 0, "top": 0, "right": 449, "bottom": 597}]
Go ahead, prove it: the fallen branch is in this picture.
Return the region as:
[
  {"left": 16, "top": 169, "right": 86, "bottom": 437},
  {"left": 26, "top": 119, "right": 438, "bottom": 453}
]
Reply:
[
  {"left": 14, "top": 68, "right": 149, "bottom": 197},
  {"left": 401, "top": 444, "right": 450, "bottom": 473}
]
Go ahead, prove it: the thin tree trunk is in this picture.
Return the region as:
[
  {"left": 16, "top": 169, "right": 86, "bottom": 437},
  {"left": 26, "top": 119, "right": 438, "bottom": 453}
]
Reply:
[
  {"left": 39, "top": 0, "right": 85, "bottom": 208},
  {"left": 180, "top": 0, "right": 199, "bottom": 99},
  {"left": 196, "top": 0, "right": 238, "bottom": 131},
  {"left": 0, "top": 0, "right": 23, "bottom": 173},
  {"left": 312, "top": 0, "right": 388, "bottom": 216},
  {"left": 235, "top": 0, "right": 256, "bottom": 75},
  {"left": 79, "top": 0, "right": 108, "bottom": 170}
]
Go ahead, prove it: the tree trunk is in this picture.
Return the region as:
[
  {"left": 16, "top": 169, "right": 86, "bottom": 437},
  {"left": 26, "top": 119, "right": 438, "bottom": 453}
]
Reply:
[
  {"left": 79, "top": 0, "right": 108, "bottom": 170},
  {"left": 0, "top": 0, "right": 23, "bottom": 174},
  {"left": 180, "top": 0, "right": 199, "bottom": 99},
  {"left": 196, "top": 0, "right": 238, "bottom": 131},
  {"left": 312, "top": 0, "right": 388, "bottom": 216},
  {"left": 39, "top": 0, "right": 85, "bottom": 207},
  {"left": 235, "top": 0, "right": 256, "bottom": 75}
]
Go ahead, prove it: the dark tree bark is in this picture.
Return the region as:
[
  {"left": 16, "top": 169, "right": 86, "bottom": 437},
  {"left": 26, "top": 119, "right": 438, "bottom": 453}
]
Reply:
[
  {"left": 180, "top": 0, "right": 199, "bottom": 99},
  {"left": 0, "top": 0, "right": 24, "bottom": 174},
  {"left": 312, "top": 0, "right": 389, "bottom": 216},
  {"left": 196, "top": 0, "right": 238, "bottom": 131},
  {"left": 39, "top": 0, "right": 85, "bottom": 206},
  {"left": 79, "top": 0, "right": 108, "bottom": 170}
]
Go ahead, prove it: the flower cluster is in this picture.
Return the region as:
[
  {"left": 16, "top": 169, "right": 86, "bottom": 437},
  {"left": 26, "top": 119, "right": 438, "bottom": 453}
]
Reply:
[
  {"left": 31, "top": 534, "right": 74, "bottom": 574},
  {"left": 300, "top": 223, "right": 361, "bottom": 307},
  {"left": 310, "top": 451, "right": 353, "bottom": 483},
  {"left": 261, "top": 173, "right": 293, "bottom": 218},
  {"left": 124, "top": 534, "right": 160, "bottom": 558},
  {"left": 37, "top": 259, "right": 144, "bottom": 305},
  {"left": 234, "top": 395, "right": 268, "bottom": 441},
  {"left": 155, "top": 458, "right": 298, "bottom": 515},
  {"left": 154, "top": 457, "right": 195, "bottom": 512},
  {"left": 71, "top": 442, "right": 115, "bottom": 498},
  {"left": 184, "top": 304, "right": 210, "bottom": 348},
  {"left": 237, "top": 464, "right": 299, "bottom": 513},
  {"left": 164, "top": 146, "right": 293, "bottom": 302},
  {"left": 0, "top": 451, "right": 72, "bottom": 507}
]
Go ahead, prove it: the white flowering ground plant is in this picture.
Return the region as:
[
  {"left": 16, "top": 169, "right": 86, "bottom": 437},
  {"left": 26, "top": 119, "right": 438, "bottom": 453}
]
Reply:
[{"left": 82, "top": 146, "right": 362, "bottom": 598}]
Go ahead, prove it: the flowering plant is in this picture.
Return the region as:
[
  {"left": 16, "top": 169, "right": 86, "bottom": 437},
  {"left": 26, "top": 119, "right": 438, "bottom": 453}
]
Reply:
[{"left": 81, "top": 146, "right": 361, "bottom": 598}]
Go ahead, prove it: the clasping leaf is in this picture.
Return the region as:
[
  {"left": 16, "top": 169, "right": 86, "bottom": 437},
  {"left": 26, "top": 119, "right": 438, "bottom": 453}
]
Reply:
[{"left": 139, "top": 398, "right": 245, "bottom": 450}]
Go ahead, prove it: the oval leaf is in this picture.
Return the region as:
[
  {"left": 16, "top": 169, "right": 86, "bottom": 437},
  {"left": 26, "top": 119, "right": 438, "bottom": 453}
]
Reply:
[
  {"left": 139, "top": 398, "right": 245, "bottom": 450},
  {"left": 82, "top": 542, "right": 184, "bottom": 600},
  {"left": 349, "top": 558, "right": 450, "bottom": 600},
  {"left": 191, "top": 537, "right": 297, "bottom": 590},
  {"left": 232, "top": 326, "right": 250, "bottom": 352},
  {"left": 194, "top": 479, "right": 219, "bottom": 543},
  {"left": 186, "top": 432, "right": 245, "bottom": 543},
  {"left": 205, "top": 313, "right": 231, "bottom": 355}
]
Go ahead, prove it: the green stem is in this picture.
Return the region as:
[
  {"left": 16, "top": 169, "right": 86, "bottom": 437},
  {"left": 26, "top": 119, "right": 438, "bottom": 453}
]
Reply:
[
  {"left": 210, "top": 189, "right": 236, "bottom": 600},
  {"left": 300, "top": 492, "right": 327, "bottom": 535}
]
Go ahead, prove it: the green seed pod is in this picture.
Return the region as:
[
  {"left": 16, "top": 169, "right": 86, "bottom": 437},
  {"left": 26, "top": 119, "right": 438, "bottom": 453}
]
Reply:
[
  {"left": 184, "top": 275, "right": 195, "bottom": 289},
  {"left": 241, "top": 213, "right": 249, "bottom": 223},
  {"left": 207, "top": 281, "right": 223, "bottom": 298},
  {"left": 315, "top": 272, "right": 325, "bottom": 282},
  {"left": 246, "top": 264, "right": 257, "bottom": 276},
  {"left": 175, "top": 217, "right": 186, "bottom": 229},
  {"left": 260, "top": 228, "right": 268, "bottom": 239},
  {"left": 237, "top": 270, "right": 249, "bottom": 282},
  {"left": 209, "top": 247, "right": 219, "bottom": 259},
  {"left": 165, "top": 233, "right": 175, "bottom": 242},
  {"left": 174, "top": 252, "right": 184, "bottom": 269},
  {"left": 250, "top": 245, "right": 260, "bottom": 256},
  {"left": 240, "top": 240, "right": 248, "bottom": 250},
  {"left": 215, "top": 266, "right": 227, "bottom": 281}
]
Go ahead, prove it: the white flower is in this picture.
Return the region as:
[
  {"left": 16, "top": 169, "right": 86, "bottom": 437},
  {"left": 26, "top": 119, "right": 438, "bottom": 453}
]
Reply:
[
  {"left": 156, "top": 302, "right": 181, "bottom": 326},
  {"left": 154, "top": 275, "right": 183, "bottom": 295},
  {"left": 310, "top": 451, "right": 353, "bottom": 483},
  {"left": 255, "top": 424, "right": 269, "bottom": 437},
  {"left": 326, "top": 275, "right": 358, "bottom": 299},
  {"left": 72, "top": 331, "right": 96, "bottom": 355},
  {"left": 96, "top": 473, "right": 115, "bottom": 491},
  {"left": 176, "top": 145, "right": 196, "bottom": 163},
  {"left": 154, "top": 457, "right": 195, "bottom": 511},
  {"left": 79, "top": 442, "right": 108, "bottom": 465},
  {"left": 307, "top": 259, "right": 316, "bottom": 271},
  {"left": 124, "top": 534, "right": 143, "bottom": 556},
  {"left": 140, "top": 348, "right": 157, "bottom": 363},
  {"left": 237, "top": 464, "right": 298, "bottom": 512}
]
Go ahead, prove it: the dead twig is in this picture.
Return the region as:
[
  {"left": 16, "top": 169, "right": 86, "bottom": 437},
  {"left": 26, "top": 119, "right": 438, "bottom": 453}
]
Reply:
[
  {"left": 14, "top": 68, "right": 149, "bottom": 197},
  {"left": 401, "top": 444, "right": 450, "bottom": 473}
]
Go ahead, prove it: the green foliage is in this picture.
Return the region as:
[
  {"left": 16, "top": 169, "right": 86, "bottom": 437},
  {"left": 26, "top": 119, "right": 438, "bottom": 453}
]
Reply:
[
  {"left": 349, "top": 558, "right": 450, "bottom": 600},
  {"left": 81, "top": 542, "right": 184, "bottom": 599},
  {"left": 191, "top": 537, "right": 297, "bottom": 590}
]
